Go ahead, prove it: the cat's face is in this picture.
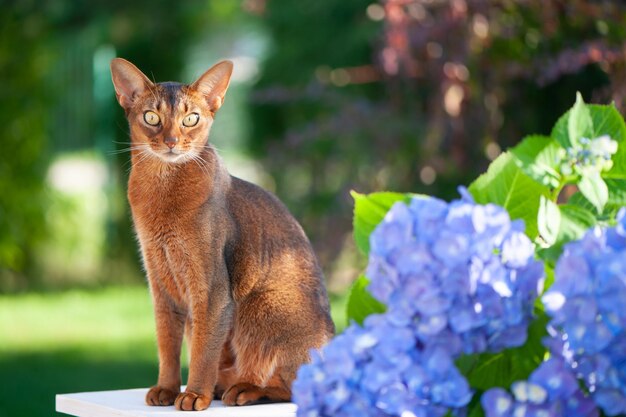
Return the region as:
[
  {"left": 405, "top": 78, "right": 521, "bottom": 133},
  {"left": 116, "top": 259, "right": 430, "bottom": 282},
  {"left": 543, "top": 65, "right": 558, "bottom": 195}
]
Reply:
[{"left": 110, "top": 58, "right": 233, "bottom": 164}]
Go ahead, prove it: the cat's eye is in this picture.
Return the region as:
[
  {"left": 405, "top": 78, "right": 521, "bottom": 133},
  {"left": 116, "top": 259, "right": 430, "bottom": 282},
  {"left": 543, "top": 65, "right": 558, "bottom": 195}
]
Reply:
[
  {"left": 144, "top": 111, "right": 160, "bottom": 126},
  {"left": 183, "top": 113, "right": 200, "bottom": 127}
]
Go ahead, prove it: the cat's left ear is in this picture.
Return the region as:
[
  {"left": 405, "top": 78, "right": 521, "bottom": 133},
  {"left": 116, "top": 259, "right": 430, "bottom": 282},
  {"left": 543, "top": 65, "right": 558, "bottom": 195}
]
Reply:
[{"left": 191, "top": 60, "right": 233, "bottom": 112}]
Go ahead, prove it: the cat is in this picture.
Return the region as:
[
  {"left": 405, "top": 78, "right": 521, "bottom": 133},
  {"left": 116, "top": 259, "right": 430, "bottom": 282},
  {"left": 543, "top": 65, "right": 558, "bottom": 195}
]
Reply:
[{"left": 110, "top": 58, "right": 334, "bottom": 411}]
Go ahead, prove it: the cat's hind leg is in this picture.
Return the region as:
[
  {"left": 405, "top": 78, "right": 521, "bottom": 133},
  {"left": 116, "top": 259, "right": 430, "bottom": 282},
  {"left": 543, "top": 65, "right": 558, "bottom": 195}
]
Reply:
[
  {"left": 222, "top": 383, "right": 291, "bottom": 406},
  {"left": 222, "top": 369, "right": 291, "bottom": 405},
  {"left": 222, "top": 287, "right": 329, "bottom": 406}
]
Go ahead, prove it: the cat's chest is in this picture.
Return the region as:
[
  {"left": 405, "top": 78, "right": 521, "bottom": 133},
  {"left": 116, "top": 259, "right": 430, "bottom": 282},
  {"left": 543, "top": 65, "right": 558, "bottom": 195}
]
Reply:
[
  {"left": 140, "top": 225, "right": 194, "bottom": 307},
  {"left": 128, "top": 169, "right": 210, "bottom": 218},
  {"left": 128, "top": 178, "right": 202, "bottom": 249},
  {"left": 130, "top": 189, "right": 205, "bottom": 251},
  {"left": 132, "top": 197, "right": 204, "bottom": 304}
]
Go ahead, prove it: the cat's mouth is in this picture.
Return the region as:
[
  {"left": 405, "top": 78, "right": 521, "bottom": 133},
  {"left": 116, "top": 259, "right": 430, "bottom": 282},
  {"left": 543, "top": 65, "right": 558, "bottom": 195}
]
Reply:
[{"left": 156, "top": 148, "right": 190, "bottom": 163}]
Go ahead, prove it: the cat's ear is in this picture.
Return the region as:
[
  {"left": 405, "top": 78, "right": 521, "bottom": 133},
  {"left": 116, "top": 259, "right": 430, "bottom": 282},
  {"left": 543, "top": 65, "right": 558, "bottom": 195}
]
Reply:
[
  {"left": 110, "top": 58, "right": 153, "bottom": 110},
  {"left": 190, "top": 60, "right": 233, "bottom": 112}
]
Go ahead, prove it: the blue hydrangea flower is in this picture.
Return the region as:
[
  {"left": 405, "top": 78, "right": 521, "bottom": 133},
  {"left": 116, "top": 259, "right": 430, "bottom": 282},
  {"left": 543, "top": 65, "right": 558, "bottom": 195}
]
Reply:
[
  {"left": 366, "top": 193, "right": 544, "bottom": 356},
  {"left": 542, "top": 208, "right": 626, "bottom": 416},
  {"left": 482, "top": 357, "right": 598, "bottom": 417},
  {"left": 293, "top": 314, "right": 472, "bottom": 417}
]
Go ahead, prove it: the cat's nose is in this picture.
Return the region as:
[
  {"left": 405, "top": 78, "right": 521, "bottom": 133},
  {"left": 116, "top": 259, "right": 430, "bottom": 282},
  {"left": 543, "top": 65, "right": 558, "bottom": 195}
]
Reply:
[{"left": 164, "top": 137, "right": 178, "bottom": 149}]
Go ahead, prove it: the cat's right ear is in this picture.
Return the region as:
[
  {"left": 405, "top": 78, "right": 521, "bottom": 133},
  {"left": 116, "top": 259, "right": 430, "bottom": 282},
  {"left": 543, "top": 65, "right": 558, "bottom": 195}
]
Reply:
[{"left": 110, "top": 58, "right": 153, "bottom": 110}]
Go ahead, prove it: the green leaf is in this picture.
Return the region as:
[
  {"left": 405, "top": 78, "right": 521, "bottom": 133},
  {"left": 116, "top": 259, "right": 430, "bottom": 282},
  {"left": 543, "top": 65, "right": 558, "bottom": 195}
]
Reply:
[
  {"left": 542, "top": 264, "right": 555, "bottom": 295},
  {"left": 537, "top": 204, "right": 597, "bottom": 264},
  {"left": 591, "top": 104, "right": 626, "bottom": 141},
  {"left": 468, "top": 152, "right": 551, "bottom": 239},
  {"left": 510, "top": 135, "right": 562, "bottom": 188},
  {"left": 578, "top": 171, "right": 608, "bottom": 213},
  {"left": 567, "top": 92, "right": 594, "bottom": 148},
  {"left": 351, "top": 191, "right": 412, "bottom": 256},
  {"left": 345, "top": 274, "right": 386, "bottom": 325},
  {"left": 552, "top": 103, "right": 626, "bottom": 178},
  {"left": 594, "top": 104, "right": 626, "bottom": 179},
  {"left": 466, "top": 397, "right": 486, "bottom": 417},
  {"left": 458, "top": 314, "right": 548, "bottom": 391},
  {"left": 569, "top": 179, "right": 626, "bottom": 220},
  {"left": 552, "top": 111, "right": 570, "bottom": 149},
  {"left": 537, "top": 195, "right": 560, "bottom": 245},
  {"left": 568, "top": 191, "right": 597, "bottom": 214},
  {"left": 558, "top": 204, "right": 597, "bottom": 241},
  {"left": 605, "top": 179, "right": 626, "bottom": 209}
]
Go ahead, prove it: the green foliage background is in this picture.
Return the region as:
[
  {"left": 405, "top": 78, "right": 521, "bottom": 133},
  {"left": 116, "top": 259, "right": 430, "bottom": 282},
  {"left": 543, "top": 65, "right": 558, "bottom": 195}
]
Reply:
[
  {"left": 248, "top": 0, "right": 626, "bottom": 282},
  {"left": 0, "top": 0, "right": 252, "bottom": 291},
  {"left": 2, "top": 0, "right": 626, "bottom": 293},
  {"left": 2, "top": 1, "right": 626, "bottom": 415}
]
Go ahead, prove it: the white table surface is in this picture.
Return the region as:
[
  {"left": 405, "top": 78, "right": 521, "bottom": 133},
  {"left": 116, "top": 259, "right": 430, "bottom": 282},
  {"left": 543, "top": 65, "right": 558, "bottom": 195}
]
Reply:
[{"left": 56, "top": 388, "right": 297, "bottom": 417}]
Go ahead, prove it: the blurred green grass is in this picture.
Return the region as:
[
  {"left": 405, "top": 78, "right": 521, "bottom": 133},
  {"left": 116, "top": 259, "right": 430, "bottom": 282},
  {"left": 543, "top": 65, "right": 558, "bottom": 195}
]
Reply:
[{"left": 0, "top": 286, "right": 346, "bottom": 417}]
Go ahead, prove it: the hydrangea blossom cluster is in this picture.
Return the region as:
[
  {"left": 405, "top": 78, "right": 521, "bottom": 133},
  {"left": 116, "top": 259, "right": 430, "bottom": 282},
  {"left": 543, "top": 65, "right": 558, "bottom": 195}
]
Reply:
[
  {"left": 558, "top": 134, "right": 617, "bottom": 176},
  {"left": 481, "top": 357, "right": 598, "bottom": 417},
  {"left": 366, "top": 195, "right": 544, "bottom": 356},
  {"left": 293, "top": 313, "right": 472, "bottom": 417},
  {"left": 542, "top": 209, "right": 626, "bottom": 416}
]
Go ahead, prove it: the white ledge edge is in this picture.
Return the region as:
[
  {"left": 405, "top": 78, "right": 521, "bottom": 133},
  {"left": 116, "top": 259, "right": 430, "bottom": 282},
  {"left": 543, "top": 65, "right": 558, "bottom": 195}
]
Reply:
[{"left": 56, "top": 388, "right": 297, "bottom": 417}]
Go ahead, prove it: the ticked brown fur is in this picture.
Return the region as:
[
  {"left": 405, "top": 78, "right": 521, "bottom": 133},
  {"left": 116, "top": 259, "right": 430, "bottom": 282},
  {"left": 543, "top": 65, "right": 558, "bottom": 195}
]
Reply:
[{"left": 110, "top": 58, "right": 334, "bottom": 411}]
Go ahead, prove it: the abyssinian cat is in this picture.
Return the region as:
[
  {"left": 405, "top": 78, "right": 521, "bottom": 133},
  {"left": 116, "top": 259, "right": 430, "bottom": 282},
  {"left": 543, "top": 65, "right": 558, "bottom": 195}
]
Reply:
[{"left": 110, "top": 58, "right": 334, "bottom": 411}]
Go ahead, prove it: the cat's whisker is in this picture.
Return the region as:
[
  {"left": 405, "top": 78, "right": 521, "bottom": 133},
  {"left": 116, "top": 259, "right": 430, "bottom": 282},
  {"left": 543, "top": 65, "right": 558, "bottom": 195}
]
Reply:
[
  {"left": 137, "top": 150, "right": 153, "bottom": 165},
  {"left": 189, "top": 157, "right": 203, "bottom": 176},
  {"left": 196, "top": 143, "right": 226, "bottom": 157},
  {"left": 204, "top": 143, "right": 223, "bottom": 154},
  {"left": 189, "top": 153, "right": 211, "bottom": 178},
  {"left": 206, "top": 144, "right": 236, "bottom": 157},
  {"left": 126, "top": 155, "right": 140, "bottom": 174},
  {"left": 127, "top": 156, "right": 145, "bottom": 175},
  {"left": 119, "top": 146, "right": 150, "bottom": 171},
  {"left": 112, "top": 142, "right": 135, "bottom": 151},
  {"left": 121, "top": 158, "right": 134, "bottom": 171},
  {"left": 128, "top": 149, "right": 153, "bottom": 174},
  {"left": 108, "top": 146, "right": 145, "bottom": 155},
  {"left": 194, "top": 153, "right": 212, "bottom": 177}
]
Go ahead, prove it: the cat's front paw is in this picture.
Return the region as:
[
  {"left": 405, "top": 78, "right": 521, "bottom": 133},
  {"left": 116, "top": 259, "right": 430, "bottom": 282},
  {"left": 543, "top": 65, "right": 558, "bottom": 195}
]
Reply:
[
  {"left": 145, "top": 385, "right": 179, "bottom": 406},
  {"left": 174, "top": 390, "right": 212, "bottom": 411}
]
